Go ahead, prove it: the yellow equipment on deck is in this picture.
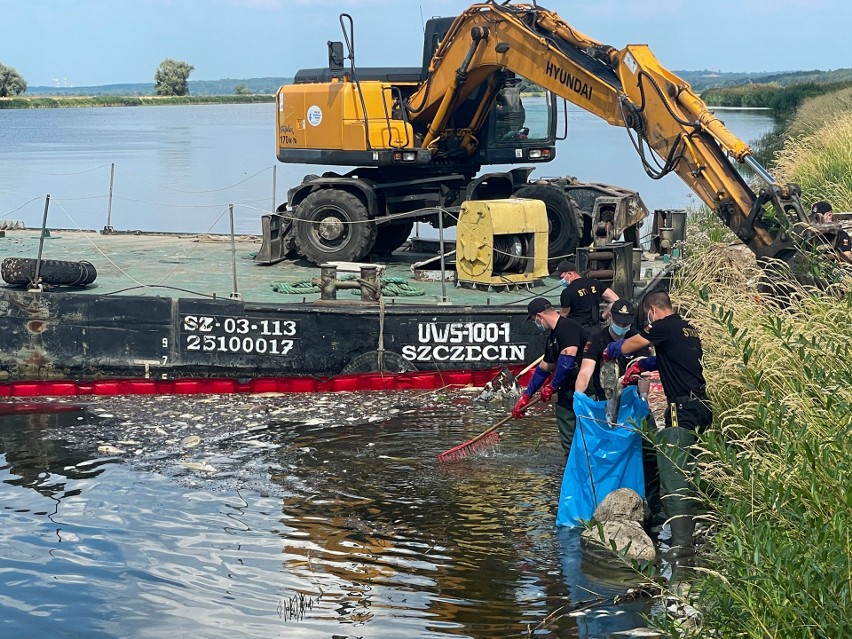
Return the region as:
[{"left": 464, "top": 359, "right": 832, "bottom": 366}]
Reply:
[{"left": 456, "top": 198, "right": 548, "bottom": 288}]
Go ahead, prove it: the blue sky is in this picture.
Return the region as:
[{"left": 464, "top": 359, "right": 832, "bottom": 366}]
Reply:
[{"left": 1, "top": 0, "right": 849, "bottom": 87}]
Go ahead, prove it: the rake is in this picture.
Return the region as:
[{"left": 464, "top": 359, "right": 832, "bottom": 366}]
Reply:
[{"left": 437, "top": 395, "right": 542, "bottom": 463}]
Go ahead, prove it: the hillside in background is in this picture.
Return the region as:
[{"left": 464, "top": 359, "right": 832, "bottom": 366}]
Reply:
[{"left": 24, "top": 68, "right": 852, "bottom": 98}]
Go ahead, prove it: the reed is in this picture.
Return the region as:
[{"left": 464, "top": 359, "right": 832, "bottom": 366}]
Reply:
[
  {"left": 658, "top": 246, "right": 852, "bottom": 638},
  {"left": 773, "top": 113, "right": 852, "bottom": 212}
]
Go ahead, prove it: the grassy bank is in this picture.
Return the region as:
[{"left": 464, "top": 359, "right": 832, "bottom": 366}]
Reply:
[
  {"left": 658, "top": 243, "right": 852, "bottom": 638},
  {"left": 0, "top": 94, "right": 274, "bottom": 109}
]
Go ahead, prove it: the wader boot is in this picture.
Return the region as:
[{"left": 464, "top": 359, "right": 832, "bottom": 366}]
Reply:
[
  {"left": 555, "top": 399, "right": 576, "bottom": 456},
  {"left": 655, "top": 426, "right": 698, "bottom": 561}
]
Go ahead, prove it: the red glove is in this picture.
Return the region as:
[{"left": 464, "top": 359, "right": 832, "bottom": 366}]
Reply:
[
  {"left": 540, "top": 384, "right": 556, "bottom": 403},
  {"left": 512, "top": 394, "right": 532, "bottom": 418},
  {"left": 622, "top": 361, "right": 644, "bottom": 386}
]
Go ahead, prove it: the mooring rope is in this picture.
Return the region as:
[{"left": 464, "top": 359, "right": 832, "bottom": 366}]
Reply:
[{"left": 270, "top": 274, "right": 425, "bottom": 297}]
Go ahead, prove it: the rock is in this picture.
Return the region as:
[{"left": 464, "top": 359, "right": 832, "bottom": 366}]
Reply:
[
  {"left": 581, "top": 488, "right": 656, "bottom": 564},
  {"left": 581, "top": 520, "right": 656, "bottom": 563},
  {"left": 592, "top": 487, "right": 645, "bottom": 523}
]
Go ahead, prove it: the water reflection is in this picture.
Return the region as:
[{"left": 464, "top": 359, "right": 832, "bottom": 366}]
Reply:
[{"left": 0, "top": 393, "right": 658, "bottom": 638}]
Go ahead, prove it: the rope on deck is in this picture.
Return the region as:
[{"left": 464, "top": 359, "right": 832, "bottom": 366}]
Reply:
[{"left": 270, "top": 275, "right": 425, "bottom": 297}]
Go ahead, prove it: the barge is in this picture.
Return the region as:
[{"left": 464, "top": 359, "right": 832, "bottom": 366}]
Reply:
[{"left": 0, "top": 204, "right": 680, "bottom": 397}]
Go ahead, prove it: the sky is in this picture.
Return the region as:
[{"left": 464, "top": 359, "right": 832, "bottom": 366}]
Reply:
[{"left": 1, "top": 0, "right": 849, "bottom": 88}]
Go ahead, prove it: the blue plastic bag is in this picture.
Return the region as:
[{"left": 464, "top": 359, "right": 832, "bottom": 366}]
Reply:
[{"left": 556, "top": 385, "right": 648, "bottom": 527}]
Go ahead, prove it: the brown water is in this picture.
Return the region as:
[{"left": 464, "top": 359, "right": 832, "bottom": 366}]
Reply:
[{"left": 0, "top": 390, "right": 658, "bottom": 638}]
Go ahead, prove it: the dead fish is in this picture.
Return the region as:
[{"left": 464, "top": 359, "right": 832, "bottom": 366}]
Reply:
[
  {"left": 180, "top": 461, "right": 216, "bottom": 473},
  {"left": 181, "top": 435, "right": 202, "bottom": 448},
  {"left": 97, "top": 444, "right": 126, "bottom": 455}
]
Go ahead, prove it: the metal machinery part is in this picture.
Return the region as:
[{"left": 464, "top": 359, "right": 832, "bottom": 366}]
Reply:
[{"left": 455, "top": 198, "right": 549, "bottom": 288}]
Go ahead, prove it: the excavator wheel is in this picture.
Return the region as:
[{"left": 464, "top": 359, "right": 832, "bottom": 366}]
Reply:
[
  {"left": 371, "top": 221, "right": 414, "bottom": 255},
  {"left": 292, "top": 189, "right": 377, "bottom": 265},
  {"left": 513, "top": 184, "right": 580, "bottom": 260}
]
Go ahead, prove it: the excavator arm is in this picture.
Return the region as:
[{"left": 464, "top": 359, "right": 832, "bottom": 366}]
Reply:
[{"left": 406, "top": 2, "right": 827, "bottom": 264}]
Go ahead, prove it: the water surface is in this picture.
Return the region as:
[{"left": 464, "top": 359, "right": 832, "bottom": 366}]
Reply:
[{"left": 0, "top": 391, "right": 658, "bottom": 638}]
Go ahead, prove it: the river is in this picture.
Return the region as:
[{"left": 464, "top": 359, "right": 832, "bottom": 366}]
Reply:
[
  {"left": 0, "top": 103, "right": 775, "bottom": 236},
  {"left": 3, "top": 391, "right": 656, "bottom": 639}
]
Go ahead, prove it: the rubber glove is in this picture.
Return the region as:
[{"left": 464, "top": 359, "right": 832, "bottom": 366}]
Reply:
[
  {"left": 603, "top": 338, "right": 625, "bottom": 362},
  {"left": 512, "top": 393, "right": 532, "bottom": 418},
  {"left": 541, "top": 354, "right": 576, "bottom": 402},
  {"left": 622, "top": 356, "right": 658, "bottom": 386}
]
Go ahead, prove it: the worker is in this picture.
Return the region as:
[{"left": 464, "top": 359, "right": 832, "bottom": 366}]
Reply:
[
  {"left": 512, "top": 297, "right": 588, "bottom": 455},
  {"left": 575, "top": 298, "right": 661, "bottom": 528},
  {"left": 811, "top": 200, "right": 852, "bottom": 261},
  {"left": 574, "top": 299, "right": 648, "bottom": 400},
  {"left": 554, "top": 260, "right": 619, "bottom": 329},
  {"left": 604, "top": 290, "right": 711, "bottom": 560}
]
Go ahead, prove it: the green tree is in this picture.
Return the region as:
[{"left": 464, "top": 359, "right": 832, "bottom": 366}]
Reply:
[
  {"left": 0, "top": 63, "right": 27, "bottom": 97},
  {"left": 234, "top": 83, "right": 252, "bottom": 95},
  {"left": 154, "top": 59, "right": 194, "bottom": 96}
]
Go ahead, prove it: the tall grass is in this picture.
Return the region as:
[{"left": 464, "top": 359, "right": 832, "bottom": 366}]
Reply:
[
  {"left": 772, "top": 113, "right": 852, "bottom": 211},
  {"left": 661, "top": 248, "right": 852, "bottom": 638}
]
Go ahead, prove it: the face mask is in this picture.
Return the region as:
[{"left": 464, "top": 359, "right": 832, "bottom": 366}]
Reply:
[
  {"left": 646, "top": 311, "right": 655, "bottom": 328},
  {"left": 559, "top": 279, "right": 568, "bottom": 288},
  {"left": 610, "top": 323, "right": 630, "bottom": 336},
  {"left": 534, "top": 318, "right": 548, "bottom": 333}
]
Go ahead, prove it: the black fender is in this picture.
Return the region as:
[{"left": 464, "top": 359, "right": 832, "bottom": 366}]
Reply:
[{"left": 287, "top": 176, "right": 380, "bottom": 218}]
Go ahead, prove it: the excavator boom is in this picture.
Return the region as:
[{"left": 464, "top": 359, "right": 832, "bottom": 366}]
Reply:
[{"left": 406, "top": 2, "right": 826, "bottom": 264}]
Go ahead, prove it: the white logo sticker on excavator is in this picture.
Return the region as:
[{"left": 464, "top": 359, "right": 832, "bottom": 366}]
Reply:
[
  {"left": 307, "top": 105, "right": 323, "bottom": 126},
  {"left": 624, "top": 52, "right": 638, "bottom": 75}
]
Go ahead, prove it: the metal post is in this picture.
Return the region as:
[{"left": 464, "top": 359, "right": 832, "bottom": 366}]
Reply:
[
  {"left": 320, "top": 264, "right": 337, "bottom": 300},
  {"left": 31, "top": 194, "right": 51, "bottom": 292},
  {"left": 437, "top": 208, "right": 450, "bottom": 304},
  {"left": 360, "top": 266, "right": 379, "bottom": 302},
  {"left": 228, "top": 204, "right": 241, "bottom": 300},
  {"left": 271, "top": 164, "right": 277, "bottom": 215},
  {"left": 103, "top": 162, "right": 115, "bottom": 234}
]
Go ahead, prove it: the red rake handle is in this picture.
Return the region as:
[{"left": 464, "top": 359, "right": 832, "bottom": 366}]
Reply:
[{"left": 437, "top": 395, "right": 542, "bottom": 463}]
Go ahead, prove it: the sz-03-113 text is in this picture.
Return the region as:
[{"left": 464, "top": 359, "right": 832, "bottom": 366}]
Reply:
[{"left": 180, "top": 315, "right": 299, "bottom": 356}]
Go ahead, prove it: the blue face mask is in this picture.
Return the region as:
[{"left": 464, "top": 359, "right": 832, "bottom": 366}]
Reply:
[
  {"left": 610, "top": 323, "right": 630, "bottom": 336},
  {"left": 559, "top": 279, "right": 568, "bottom": 288},
  {"left": 534, "top": 319, "right": 548, "bottom": 333}
]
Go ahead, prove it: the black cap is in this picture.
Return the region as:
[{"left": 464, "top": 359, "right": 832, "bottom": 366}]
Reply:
[
  {"left": 610, "top": 299, "right": 635, "bottom": 324},
  {"left": 552, "top": 260, "right": 577, "bottom": 277},
  {"left": 526, "top": 297, "right": 553, "bottom": 320},
  {"left": 811, "top": 200, "right": 832, "bottom": 215}
]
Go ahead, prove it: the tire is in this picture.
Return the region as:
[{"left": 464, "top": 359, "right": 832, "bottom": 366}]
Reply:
[
  {"left": 293, "top": 189, "right": 377, "bottom": 265},
  {"left": 1, "top": 258, "right": 98, "bottom": 287},
  {"left": 371, "top": 221, "right": 414, "bottom": 255},
  {"left": 513, "top": 184, "right": 580, "bottom": 260},
  {"left": 340, "top": 351, "right": 418, "bottom": 375}
]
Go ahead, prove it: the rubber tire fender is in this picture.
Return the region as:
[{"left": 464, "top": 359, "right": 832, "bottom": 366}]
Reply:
[{"left": 1, "top": 257, "right": 98, "bottom": 287}]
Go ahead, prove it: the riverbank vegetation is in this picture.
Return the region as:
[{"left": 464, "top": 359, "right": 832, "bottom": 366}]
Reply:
[
  {"left": 658, "top": 243, "right": 852, "bottom": 638},
  {"left": 0, "top": 94, "right": 274, "bottom": 109},
  {"left": 653, "top": 87, "right": 852, "bottom": 638}
]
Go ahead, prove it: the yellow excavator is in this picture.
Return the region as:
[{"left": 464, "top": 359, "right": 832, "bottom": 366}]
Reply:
[{"left": 260, "top": 1, "right": 838, "bottom": 268}]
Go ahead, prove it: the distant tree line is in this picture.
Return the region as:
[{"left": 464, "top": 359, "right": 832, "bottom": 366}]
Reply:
[{"left": 702, "top": 81, "right": 852, "bottom": 116}]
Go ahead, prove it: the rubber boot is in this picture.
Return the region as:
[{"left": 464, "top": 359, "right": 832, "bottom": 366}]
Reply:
[{"left": 655, "top": 426, "right": 698, "bottom": 563}]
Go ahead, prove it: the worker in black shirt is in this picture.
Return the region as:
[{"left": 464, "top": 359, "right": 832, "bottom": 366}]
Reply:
[
  {"left": 512, "top": 297, "right": 588, "bottom": 455},
  {"left": 575, "top": 299, "right": 648, "bottom": 400},
  {"left": 554, "top": 260, "right": 619, "bottom": 328},
  {"left": 605, "top": 290, "right": 711, "bottom": 560},
  {"left": 811, "top": 200, "right": 852, "bottom": 261}
]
